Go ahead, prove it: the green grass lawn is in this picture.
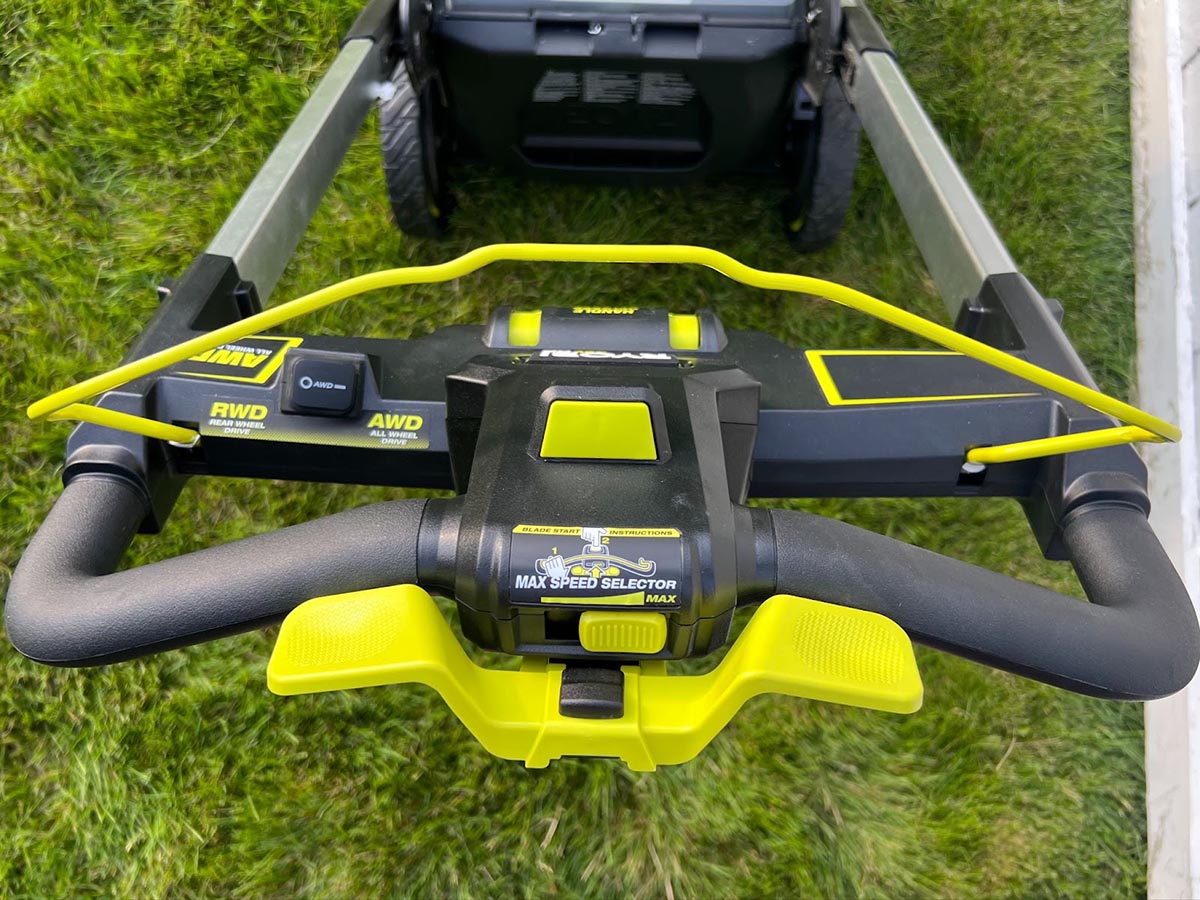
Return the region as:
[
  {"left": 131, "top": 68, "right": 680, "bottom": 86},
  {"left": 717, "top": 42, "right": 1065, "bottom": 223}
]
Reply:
[{"left": 0, "top": 0, "right": 1149, "bottom": 896}]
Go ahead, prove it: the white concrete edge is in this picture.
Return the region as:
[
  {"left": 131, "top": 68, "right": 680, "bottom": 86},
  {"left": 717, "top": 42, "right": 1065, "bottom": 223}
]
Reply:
[{"left": 1131, "top": 1, "right": 1200, "bottom": 897}]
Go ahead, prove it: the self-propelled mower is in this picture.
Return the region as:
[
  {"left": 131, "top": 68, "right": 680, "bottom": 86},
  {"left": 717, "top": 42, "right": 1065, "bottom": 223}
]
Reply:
[
  {"left": 5, "top": 2, "right": 1199, "bottom": 771},
  {"left": 374, "top": 0, "right": 859, "bottom": 248}
]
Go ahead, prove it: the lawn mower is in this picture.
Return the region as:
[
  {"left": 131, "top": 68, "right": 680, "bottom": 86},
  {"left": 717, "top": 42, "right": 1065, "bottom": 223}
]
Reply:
[
  {"left": 6, "top": 1, "right": 1199, "bottom": 771},
  {"left": 376, "top": 0, "right": 859, "bottom": 248}
]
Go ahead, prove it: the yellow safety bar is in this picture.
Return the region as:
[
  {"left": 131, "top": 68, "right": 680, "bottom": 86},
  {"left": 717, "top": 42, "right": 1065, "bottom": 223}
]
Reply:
[{"left": 27, "top": 243, "right": 1179, "bottom": 464}]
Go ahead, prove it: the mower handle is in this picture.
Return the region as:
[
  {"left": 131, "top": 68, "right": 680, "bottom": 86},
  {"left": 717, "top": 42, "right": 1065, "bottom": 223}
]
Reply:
[
  {"left": 7, "top": 474, "right": 1199, "bottom": 700},
  {"left": 767, "top": 506, "right": 1200, "bottom": 700},
  {"left": 4, "top": 475, "right": 426, "bottom": 665}
]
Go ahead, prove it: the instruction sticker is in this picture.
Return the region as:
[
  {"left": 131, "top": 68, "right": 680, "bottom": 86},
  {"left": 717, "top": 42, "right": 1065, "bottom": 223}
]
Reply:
[
  {"left": 363, "top": 411, "right": 430, "bottom": 450},
  {"left": 533, "top": 70, "right": 580, "bottom": 102},
  {"left": 509, "top": 525, "right": 684, "bottom": 608},
  {"left": 197, "top": 402, "right": 432, "bottom": 450},
  {"left": 583, "top": 71, "right": 639, "bottom": 104},
  {"left": 638, "top": 72, "right": 696, "bottom": 107},
  {"left": 174, "top": 336, "right": 303, "bottom": 384},
  {"left": 203, "top": 400, "right": 271, "bottom": 437},
  {"left": 531, "top": 70, "right": 697, "bottom": 107}
]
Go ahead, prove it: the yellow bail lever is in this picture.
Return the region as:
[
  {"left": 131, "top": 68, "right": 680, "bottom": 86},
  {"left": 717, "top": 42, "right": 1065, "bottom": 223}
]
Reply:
[
  {"left": 267, "top": 586, "right": 923, "bottom": 770},
  {"left": 28, "top": 244, "right": 1180, "bottom": 465}
]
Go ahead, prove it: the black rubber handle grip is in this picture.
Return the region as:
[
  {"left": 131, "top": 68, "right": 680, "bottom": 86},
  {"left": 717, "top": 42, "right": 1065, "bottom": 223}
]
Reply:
[
  {"left": 4, "top": 475, "right": 427, "bottom": 666},
  {"left": 768, "top": 504, "right": 1200, "bottom": 700}
]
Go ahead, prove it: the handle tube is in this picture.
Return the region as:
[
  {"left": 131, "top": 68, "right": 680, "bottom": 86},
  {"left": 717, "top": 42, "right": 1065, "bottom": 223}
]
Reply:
[
  {"left": 768, "top": 504, "right": 1200, "bottom": 700},
  {"left": 4, "top": 475, "right": 427, "bottom": 666}
]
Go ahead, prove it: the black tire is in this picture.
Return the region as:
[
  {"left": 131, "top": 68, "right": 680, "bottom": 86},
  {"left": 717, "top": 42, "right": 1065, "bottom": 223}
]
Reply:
[
  {"left": 782, "top": 76, "right": 860, "bottom": 253},
  {"left": 380, "top": 63, "right": 452, "bottom": 237}
]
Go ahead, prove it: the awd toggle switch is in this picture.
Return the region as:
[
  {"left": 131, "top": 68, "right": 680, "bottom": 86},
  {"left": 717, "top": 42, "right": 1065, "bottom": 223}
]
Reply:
[{"left": 282, "top": 351, "right": 365, "bottom": 417}]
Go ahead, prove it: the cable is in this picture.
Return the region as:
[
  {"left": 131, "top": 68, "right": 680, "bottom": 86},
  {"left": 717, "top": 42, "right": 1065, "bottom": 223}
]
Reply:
[{"left": 27, "top": 243, "right": 1180, "bottom": 463}]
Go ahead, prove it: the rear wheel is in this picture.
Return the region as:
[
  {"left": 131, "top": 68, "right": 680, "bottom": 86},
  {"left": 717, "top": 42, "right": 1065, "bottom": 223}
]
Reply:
[
  {"left": 380, "top": 63, "right": 453, "bottom": 237},
  {"left": 782, "top": 76, "right": 860, "bottom": 253}
]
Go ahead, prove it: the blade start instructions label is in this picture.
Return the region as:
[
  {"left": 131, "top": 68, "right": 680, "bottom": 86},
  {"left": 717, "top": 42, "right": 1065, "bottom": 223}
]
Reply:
[{"left": 509, "top": 525, "right": 684, "bottom": 608}]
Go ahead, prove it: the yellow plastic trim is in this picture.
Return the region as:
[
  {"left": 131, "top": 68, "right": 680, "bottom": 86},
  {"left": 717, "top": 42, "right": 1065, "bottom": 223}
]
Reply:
[
  {"left": 668, "top": 312, "right": 701, "bottom": 350},
  {"left": 507, "top": 309, "right": 542, "bottom": 347},
  {"left": 267, "top": 586, "right": 922, "bottom": 770},
  {"left": 578, "top": 611, "right": 667, "bottom": 653},
  {"left": 28, "top": 244, "right": 1180, "bottom": 464},
  {"left": 540, "top": 399, "right": 657, "bottom": 460},
  {"left": 806, "top": 350, "right": 1038, "bottom": 406}
]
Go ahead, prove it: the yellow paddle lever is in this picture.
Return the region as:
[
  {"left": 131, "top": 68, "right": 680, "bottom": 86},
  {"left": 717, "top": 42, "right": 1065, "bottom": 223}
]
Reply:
[{"left": 267, "top": 586, "right": 923, "bottom": 770}]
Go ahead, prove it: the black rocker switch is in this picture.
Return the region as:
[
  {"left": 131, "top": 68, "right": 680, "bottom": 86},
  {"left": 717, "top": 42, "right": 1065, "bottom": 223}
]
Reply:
[{"left": 282, "top": 351, "right": 364, "bottom": 417}]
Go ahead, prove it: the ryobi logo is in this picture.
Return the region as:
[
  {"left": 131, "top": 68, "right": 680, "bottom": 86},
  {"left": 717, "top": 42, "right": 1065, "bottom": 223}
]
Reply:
[
  {"left": 209, "top": 402, "right": 268, "bottom": 421},
  {"left": 534, "top": 350, "right": 675, "bottom": 362},
  {"left": 572, "top": 307, "right": 637, "bottom": 315},
  {"left": 367, "top": 413, "right": 424, "bottom": 430}
]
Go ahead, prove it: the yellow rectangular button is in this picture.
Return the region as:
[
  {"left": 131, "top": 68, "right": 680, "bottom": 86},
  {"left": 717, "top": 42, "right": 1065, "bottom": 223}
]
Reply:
[
  {"left": 579, "top": 611, "right": 667, "bottom": 654},
  {"left": 540, "top": 400, "right": 657, "bottom": 460}
]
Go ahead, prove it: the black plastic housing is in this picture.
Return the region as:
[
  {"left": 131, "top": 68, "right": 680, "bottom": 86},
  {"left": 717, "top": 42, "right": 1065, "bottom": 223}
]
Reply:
[
  {"left": 433, "top": 10, "right": 809, "bottom": 182},
  {"left": 417, "top": 352, "right": 763, "bottom": 659}
]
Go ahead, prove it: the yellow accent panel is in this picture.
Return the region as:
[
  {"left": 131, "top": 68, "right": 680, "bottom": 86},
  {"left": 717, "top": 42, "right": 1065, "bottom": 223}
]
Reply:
[
  {"left": 175, "top": 336, "right": 303, "bottom": 384},
  {"left": 806, "top": 350, "right": 1038, "bottom": 406},
  {"left": 668, "top": 313, "right": 701, "bottom": 350},
  {"left": 579, "top": 611, "right": 667, "bottom": 653},
  {"left": 267, "top": 587, "right": 922, "bottom": 770},
  {"left": 541, "top": 591, "right": 646, "bottom": 606},
  {"left": 540, "top": 400, "right": 656, "bottom": 460},
  {"left": 29, "top": 243, "right": 1180, "bottom": 463},
  {"left": 508, "top": 309, "right": 542, "bottom": 347}
]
